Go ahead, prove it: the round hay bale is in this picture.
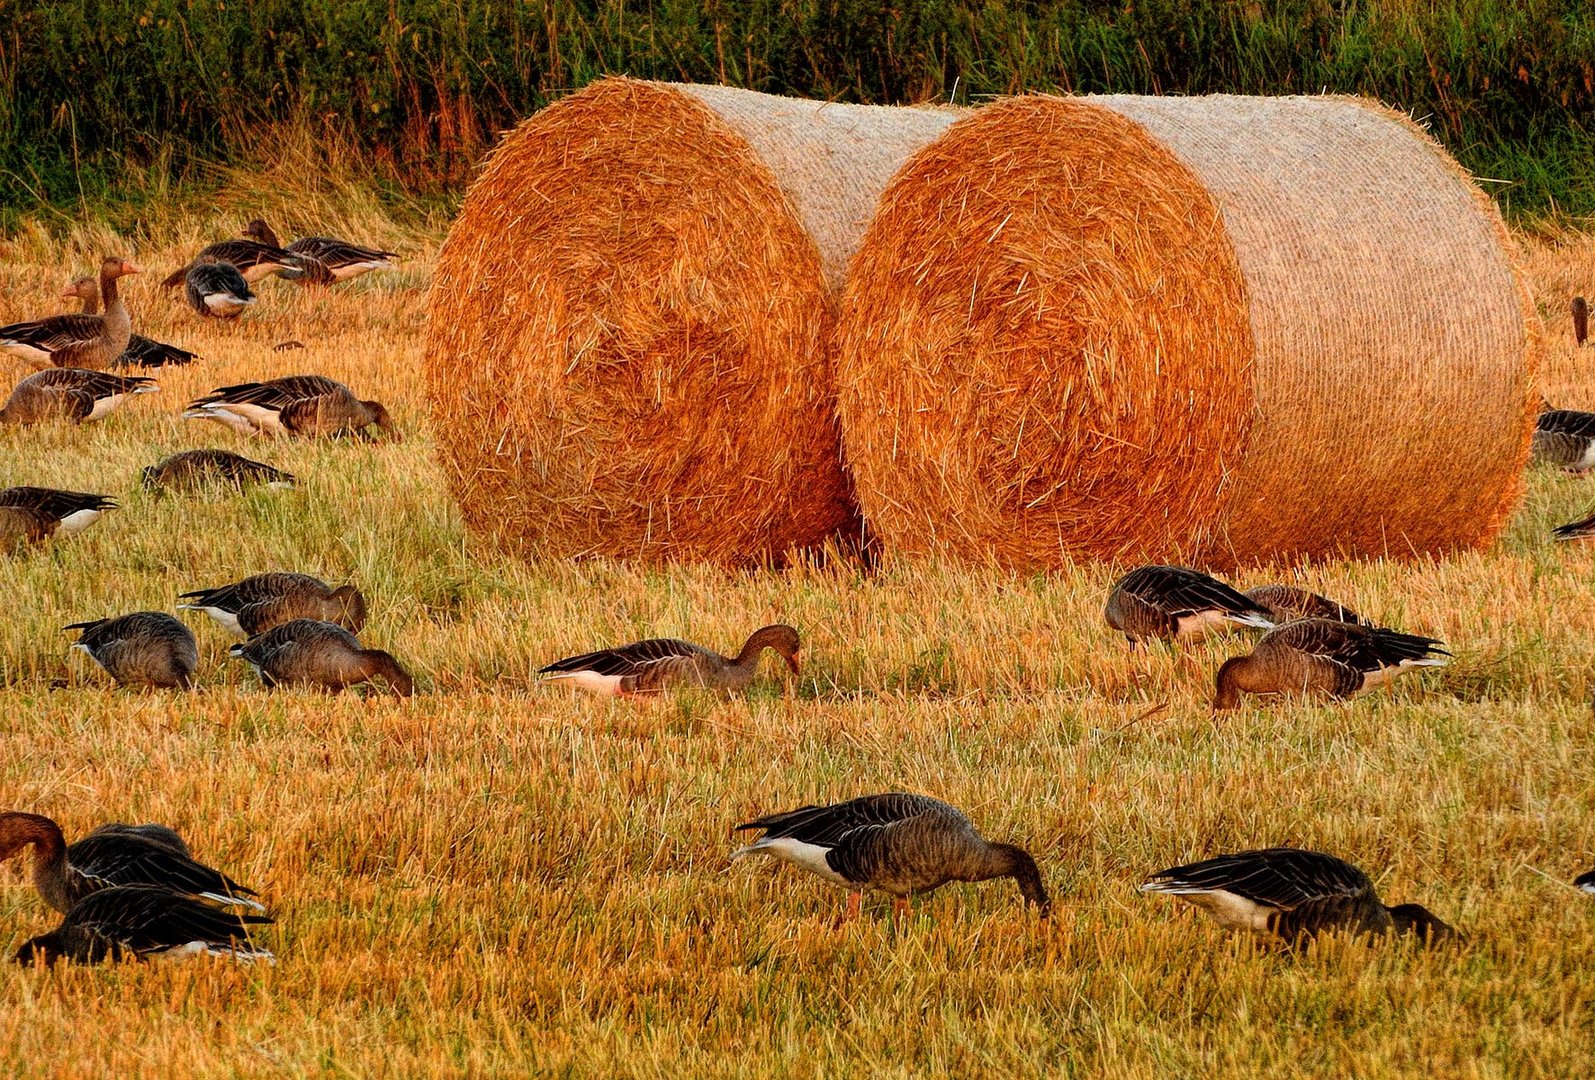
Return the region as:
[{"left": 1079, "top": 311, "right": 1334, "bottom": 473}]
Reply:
[
  {"left": 836, "top": 94, "right": 1539, "bottom": 569},
  {"left": 425, "top": 78, "right": 959, "bottom": 564}
]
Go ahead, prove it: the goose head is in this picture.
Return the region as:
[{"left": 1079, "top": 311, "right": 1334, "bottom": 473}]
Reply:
[
  {"left": 986, "top": 842, "right": 1051, "bottom": 914},
  {"left": 101, "top": 255, "right": 141, "bottom": 281},
  {"left": 740, "top": 624, "right": 800, "bottom": 674},
  {"left": 1212, "top": 655, "right": 1259, "bottom": 711},
  {"left": 242, "top": 219, "right": 280, "bottom": 247},
  {"left": 1388, "top": 903, "right": 1458, "bottom": 943},
  {"left": 360, "top": 649, "right": 413, "bottom": 697},
  {"left": 60, "top": 276, "right": 97, "bottom": 305},
  {"left": 362, "top": 401, "right": 401, "bottom": 442},
  {"left": 329, "top": 585, "right": 368, "bottom": 633}
]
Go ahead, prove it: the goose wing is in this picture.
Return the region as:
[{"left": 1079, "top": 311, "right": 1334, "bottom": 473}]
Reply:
[
  {"left": 1261, "top": 619, "right": 1446, "bottom": 672},
  {"left": 1119, "top": 565, "right": 1268, "bottom": 617},
  {"left": 1244, "top": 584, "right": 1363, "bottom": 625},
  {"left": 25, "top": 368, "right": 154, "bottom": 397},
  {"left": 62, "top": 886, "right": 270, "bottom": 954},
  {"left": 1536, "top": 408, "right": 1595, "bottom": 438},
  {"left": 734, "top": 793, "right": 961, "bottom": 848},
  {"left": 178, "top": 572, "right": 323, "bottom": 614},
  {"left": 0, "top": 487, "right": 117, "bottom": 520},
  {"left": 1142, "top": 848, "right": 1374, "bottom": 909},
  {"left": 190, "top": 375, "right": 344, "bottom": 411},
  {"left": 539, "top": 637, "right": 709, "bottom": 679},
  {"left": 0, "top": 314, "right": 103, "bottom": 353},
  {"left": 119, "top": 335, "right": 198, "bottom": 368},
  {"left": 287, "top": 236, "right": 398, "bottom": 267},
  {"left": 66, "top": 832, "right": 259, "bottom": 907},
  {"left": 85, "top": 823, "right": 191, "bottom": 857}
]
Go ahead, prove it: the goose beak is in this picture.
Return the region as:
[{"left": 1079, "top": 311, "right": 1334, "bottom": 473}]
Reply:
[{"left": 123, "top": 261, "right": 143, "bottom": 275}]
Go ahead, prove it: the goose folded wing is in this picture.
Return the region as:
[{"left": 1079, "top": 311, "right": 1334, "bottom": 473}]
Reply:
[
  {"left": 68, "top": 835, "right": 258, "bottom": 900},
  {"left": 736, "top": 793, "right": 955, "bottom": 846},
  {"left": 289, "top": 237, "right": 399, "bottom": 265},
  {"left": 1536, "top": 409, "right": 1595, "bottom": 438},
  {"left": 67, "top": 887, "right": 267, "bottom": 952},
  {"left": 1145, "top": 848, "right": 1372, "bottom": 908},
  {"left": 541, "top": 637, "right": 702, "bottom": 678},
  {"left": 0, "top": 314, "right": 103, "bottom": 352},
  {"left": 1133, "top": 566, "right": 1261, "bottom": 616},
  {"left": 1336, "top": 628, "right": 1448, "bottom": 672},
  {"left": 0, "top": 487, "right": 115, "bottom": 517}
]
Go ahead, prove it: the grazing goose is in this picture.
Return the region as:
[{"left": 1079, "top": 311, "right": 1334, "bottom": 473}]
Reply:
[
  {"left": 229, "top": 618, "right": 412, "bottom": 696},
  {"left": 15, "top": 886, "right": 272, "bottom": 966},
  {"left": 0, "top": 256, "right": 140, "bottom": 370},
  {"left": 1243, "top": 584, "right": 1364, "bottom": 625},
  {"left": 183, "top": 260, "right": 256, "bottom": 319},
  {"left": 244, "top": 219, "right": 399, "bottom": 283},
  {"left": 1141, "top": 848, "right": 1455, "bottom": 945},
  {"left": 183, "top": 374, "right": 398, "bottom": 440},
  {"left": 1575, "top": 297, "right": 1589, "bottom": 348},
  {"left": 540, "top": 624, "right": 801, "bottom": 696},
  {"left": 1532, "top": 407, "right": 1595, "bottom": 472},
  {"left": 142, "top": 449, "right": 295, "bottom": 492},
  {"left": 1575, "top": 870, "right": 1595, "bottom": 894},
  {"left": 60, "top": 275, "right": 197, "bottom": 367},
  {"left": 161, "top": 236, "right": 299, "bottom": 288},
  {"left": 1105, "top": 565, "right": 1274, "bottom": 645},
  {"left": 731, "top": 793, "right": 1049, "bottom": 918},
  {"left": 66, "top": 612, "right": 199, "bottom": 690},
  {"left": 178, "top": 572, "right": 365, "bottom": 635},
  {"left": 0, "top": 367, "right": 157, "bottom": 424},
  {"left": 0, "top": 486, "right": 115, "bottom": 535},
  {"left": 0, "top": 811, "right": 262, "bottom": 913},
  {"left": 1213, "top": 618, "right": 1448, "bottom": 710}
]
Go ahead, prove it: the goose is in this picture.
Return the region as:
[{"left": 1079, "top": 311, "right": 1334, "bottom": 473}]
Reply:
[
  {"left": 0, "top": 367, "right": 157, "bottom": 424},
  {"left": 1243, "top": 584, "right": 1364, "bottom": 625},
  {"left": 60, "top": 275, "right": 197, "bottom": 367},
  {"left": 66, "top": 612, "right": 199, "bottom": 690},
  {"left": 1105, "top": 565, "right": 1274, "bottom": 645},
  {"left": 0, "top": 256, "right": 140, "bottom": 370},
  {"left": 178, "top": 572, "right": 365, "bottom": 636},
  {"left": 0, "top": 486, "right": 115, "bottom": 535},
  {"left": 1140, "top": 847, "right": 1456, "bottom": 945},
  {"left": 161, "top": 236, "right": 300, "bottom": 288},
  {"left": 0, "top": 811, "right": 262, "bottom": 913},
  {"left": 183, "top": 260, "right": 256, "bottom": 319},
  {"left": 1213, "top": 618, "right": 1448, "bottom": 710},
  {"left": 1532, "top": 407, "right": 1595, "bottom": 472},
  {"left": 1553, "top": 512, "right": 1595, "bottom": 541},
  {"left": 1575, "top": 870, "right": 1595, "bottom": 894},
  {"left": 142, "top": 449, "right": 295, "bottom": 492},
  {"left": 540, "top": 624, "right": 800, "bottom": 696},
  {"left": 183, "top": 374, "right": 399, "bottom": 440},
  {"left": 14, "top": 886, "right": 272, "bottom": 966},
  {"left": 244, "top": 219, "right": 399, "bottom": 283},
  {"left": 229, "top": 618, "right": 412, "bottom": 696},
  {"left": 731, "top": 793, "right": 1049, "bottom": 918},
  {"left": 1575, "top": 296, "right": 1589, "bottom": 348}
]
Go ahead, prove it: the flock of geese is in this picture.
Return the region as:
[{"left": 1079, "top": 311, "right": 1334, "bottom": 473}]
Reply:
[{"left": 1, "top": 249, "right": 1592, "bottom": 965}]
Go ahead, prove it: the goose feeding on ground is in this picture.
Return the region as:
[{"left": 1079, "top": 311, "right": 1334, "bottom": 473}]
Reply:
[
  {"left": 0, "top": 811, "right": 261, "bottom": 913},
  {"left": 178, "top": 572, "right": 365, "bottom": 636},
  {"left": 731, "top": 793, "right": 1049, "bottom": 918},
  {"left": 229, "top": 618, "right": 412, "bottom": 696},
  {"left": 184, "top": 374, "right": 398, "bottom": 439},
  {"left": 1213, "top": 618, "right": 1448, "bottom": 710},
  {"left": 66, "top": 612, "right": 199, "bottom": 690},
  {"left": 244, "top": 218, "right": 399, "bottom": 283},
  {"left": 1141, "top": 847, "right": 1456, "bottom": 945},
  {"left": 142, "top": 449, "right": 295, "bottom": 492},
  {"left": 1242, "top": 584, "right": 1364, "bottom": 625},
  {"left": 1105, "top": 565, "right": 1275, "bottom": 645},
  {"left": 183, "top": 260, "right": 256, "bottom": 319},
  {"left": 161, "top": 236, "right": 300, "bottom": 288},
  {"left": 0, "top": 368, "right": 157, "bottom": 425},
  {"left": 14, "top": 886, "right": 272, "bottom": 966},
  {"left": 0, "top": 486, "right": 115, "bottom": 538}
]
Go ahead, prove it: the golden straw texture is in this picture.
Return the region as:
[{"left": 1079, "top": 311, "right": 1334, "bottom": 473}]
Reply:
[
  {"left": 837, "top": 93, "right": 1536, "bottom": 569},
  {"left": 425, "top": 78, "right": 957, "bottom": 565},
  {"left": 835, "top": 96, "right": 1255, "bottom": 567}
]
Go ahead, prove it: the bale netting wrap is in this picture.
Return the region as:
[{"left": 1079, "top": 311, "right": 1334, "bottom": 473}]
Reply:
[
  {"left": 835, "top": 93, "right": 1537, "bottom": 569},
  {"left": 425, "top": 78, "right": 959, "bottom": 564}
]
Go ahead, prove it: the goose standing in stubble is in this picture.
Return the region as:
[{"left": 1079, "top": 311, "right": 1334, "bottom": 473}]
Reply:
[
  {"left": 0, "top": 811, "right": 261, "bottom": 913},
  {"left": 0, "top": 256, "right": 140, "bottom": 370},
  {"left": 229, "top": 618, "right": 412, "bottom": 696},
  {"left": 1213, "top": 618, "right": 1448, "bottom": 710},
  {"left": 66, "top": 612, "right": 199, "bottom": 690},
  {"left": 540, "top": 624, "right": 801, "bottom": 696},
  {"left": 1140, "top": 847, "right": 1456, "bottom": 945},
  {"left": 15, "top": 886, "right": 272, "bottom": 966},
  {"left": 243, "top": 219, "right": 399, "bottom": 284},
  {"left": 1105, "top": 565, "right": 1274, "bottom": 645},
  {"left": 60, "top": 275, "right": 197, "bottom": 367},
  {"left": 183, "top": 260, "right": 256, "bottom": 319},
  {"left": 0, "top": 368, "right": 157, "bottom": 424},
  {"left": 731, "top": 793, "right": 1049, "bottom": 918},
  {"left": 184, "top": 374, "right": 398, "bottom": 439},
  {"left": 142, "top": 449, "right": 295, "bottom": 493},
  {"left": 178, "top": 572, "right": 365, "bottom": 635},
  {"left": 162, "top": 234, "right": 300, "bottom": 288},
  {"left": 0, "top": 486, "right": 115, "bottom": 538}
]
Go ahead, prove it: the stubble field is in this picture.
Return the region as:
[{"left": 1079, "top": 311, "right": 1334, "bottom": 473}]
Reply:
[{"left": 1, "top": 206, "right": 1594, "bottom": 1077}]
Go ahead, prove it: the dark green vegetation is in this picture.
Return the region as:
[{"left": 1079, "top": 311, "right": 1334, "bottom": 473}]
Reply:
[{"left": 3, "top": 0, "right": 1593, "bottom": 226}]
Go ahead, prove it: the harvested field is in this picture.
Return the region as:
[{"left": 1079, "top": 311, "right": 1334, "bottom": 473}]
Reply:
[{"left": 0, "top": 213, "right": 1592, "bottom": 1077}]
